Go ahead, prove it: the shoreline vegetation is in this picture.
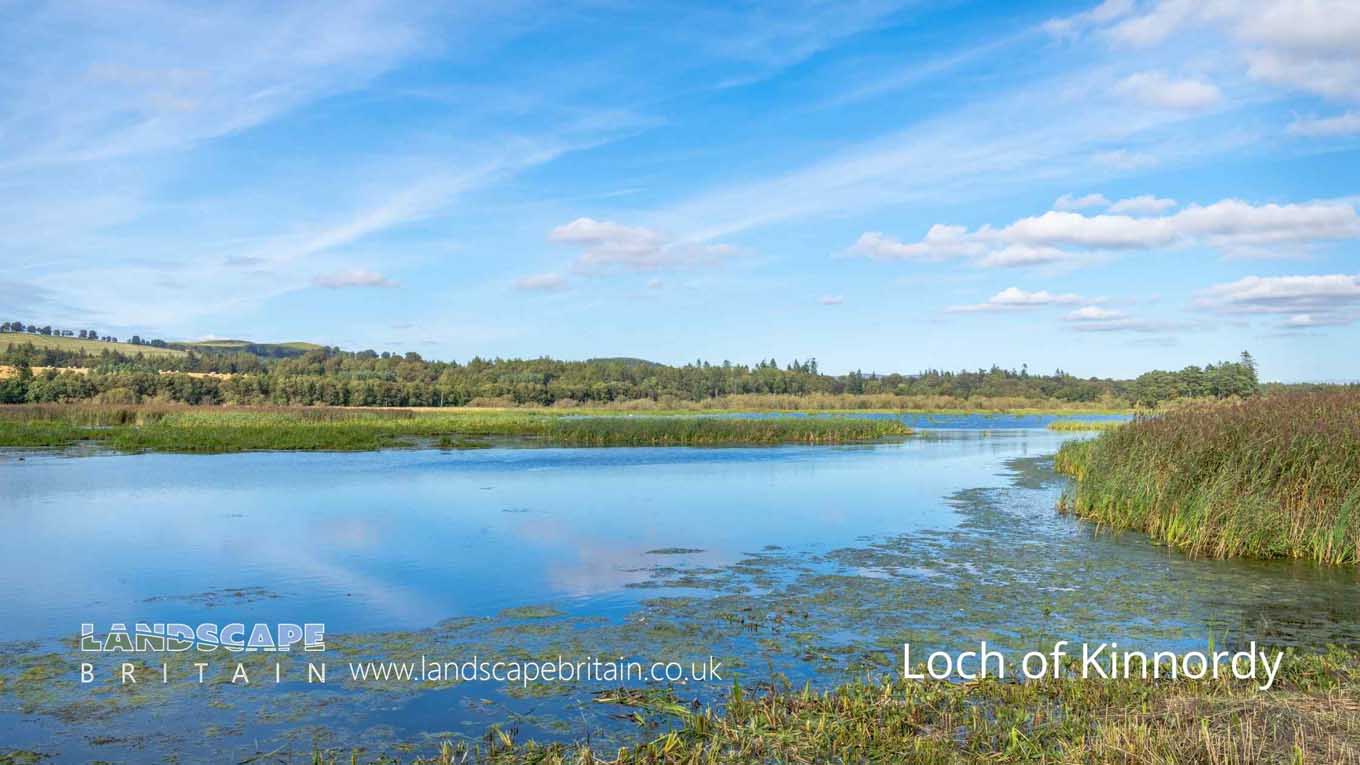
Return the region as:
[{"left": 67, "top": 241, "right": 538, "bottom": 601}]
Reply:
[
  {"left": 1057, "top": 390, "right": 1360, "bottom": 565},
  {"left": 305, "top": 648, "right": 1358, "bottom": 763},
  {"left": 0, "top": 405, "right": 914, "bottom": 452}
]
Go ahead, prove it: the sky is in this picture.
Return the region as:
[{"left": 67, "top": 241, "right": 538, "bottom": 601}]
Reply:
[{"left": 3, "top": 0, "right": 1359, "bottom": 381}]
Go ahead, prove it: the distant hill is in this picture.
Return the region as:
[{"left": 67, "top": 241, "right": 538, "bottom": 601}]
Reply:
[
  {"left": 0, "top": 331, "right": 327, "bottom": 360},
  {"left": 585, "top": 357, "right": 663, "bottom": 368},
  {"left": 175, "top": 340, "right": 324, "bottom": 358},
  {"left": 0, "top": 332, "right": 187, "bottom": 358}
]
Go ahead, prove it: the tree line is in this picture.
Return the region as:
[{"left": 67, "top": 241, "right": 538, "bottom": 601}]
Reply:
[
  {"left": 0, "top": 322, "right": 170, "bottom": 346},
  {"left": 0, "top": 337, "right": 1260, "bottom": 408}
]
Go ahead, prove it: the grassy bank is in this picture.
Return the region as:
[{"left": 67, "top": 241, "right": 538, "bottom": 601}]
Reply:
[
  {"left": 297, "top": 648, "right": 1360, "bottom": 764},
  {"left": 1056, "top": 391, "right": 1360, "bottom": 564},
  {"left": 0, "top": 405, "right": 912, "bottom": 452}
]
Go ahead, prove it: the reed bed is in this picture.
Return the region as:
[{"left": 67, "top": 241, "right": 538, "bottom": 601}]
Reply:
[
  {"left": 1047, "top": 419, "right": 1125, "bottom": 432},
  {"left": 1056, "top": 391, "right": 1360, "bottom": 564},
  {"left": 304, "top": 647, "right": 1360, "bottom": 764},
  {"left": 0, "top": 405, "right": 911, "bottom": 452}
]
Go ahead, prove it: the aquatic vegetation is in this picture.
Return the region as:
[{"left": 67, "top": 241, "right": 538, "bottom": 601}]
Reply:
[
  {"left": 1056, "top": 391, "right": 1360, "bottom": 564},
  {"left": 0, "top": 405, "right": 911, "bottom": 452},
  {"left": 296, "top": 647, "right": 1360, "bottom": 763},
  {"left": 1046, "top": 419, "right": 1124, "bottom": 432}
]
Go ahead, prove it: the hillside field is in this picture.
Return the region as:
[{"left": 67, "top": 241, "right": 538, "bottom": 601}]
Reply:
[{"left": 1, "top": 332, "right": 186, "bottom": 358}]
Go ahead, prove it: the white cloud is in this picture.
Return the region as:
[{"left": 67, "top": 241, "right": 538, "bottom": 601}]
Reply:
[
  {"left": 550, "top": 217, "right": 736, "bottom": 272},
  {"left": 1063, "top": 304, "right": 1185, "bottom": 333},
  {"left": 313, "top": 269, "right": 398, "bottom": 289},
  {"left": 514, "top": 273, "right": 568, "bottom": 292},
  {"left": 1107, "top": 195, "right": 1178, "bottom": 215},
  {"left": 819, "top": 295, "right": 845, "bottom": 305},
  {"left": 1288, "top": 112, "right": 1360, "bottom": 137},
  {"left": 1237, "top": 1, "right": 1360, "bottom": 101},
  {"left": 1092, "top": 0, "right": 1360, "bottom": 104},
  {"left": 1195, "top": 273, "right": 1360, "bottom": 327},
  {"left": 947, "top": 287, "right": 1087, "bottom": 313},
  {"left": 849, "top": 197, "right": 1360, "bottom": 267},
  {"left": 1054, "top": 192, "right": 1111, "bottom": 211},
  {"left": 1065, "top": 305, "right": 1125, "bottom": 321},
  {"left": 1115, "top": 71, "right": 1222, "bottom": 111},
  {"left": 848, "top": 227, "right": 984, "bottom": 261},
  {"left": 977, "top": 244, "right": 1077, "bottom": 268}
]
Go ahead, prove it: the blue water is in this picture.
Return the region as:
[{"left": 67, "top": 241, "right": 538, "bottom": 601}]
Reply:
[
  {"left": 0, "top": 429, "right": 1049, "bottom": 641},
  {"left": 3, "top": 416, "right": 1358, "bottom": 761}
]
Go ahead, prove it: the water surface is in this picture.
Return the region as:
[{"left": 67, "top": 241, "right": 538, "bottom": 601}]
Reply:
[{"left": 2, "top": 418, "right": 1357, "bottom": 761}]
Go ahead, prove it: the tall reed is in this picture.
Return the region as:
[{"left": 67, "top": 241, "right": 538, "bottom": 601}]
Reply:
[{"left": 1055, "top": 391, "right": 1360, "bottom": 564}]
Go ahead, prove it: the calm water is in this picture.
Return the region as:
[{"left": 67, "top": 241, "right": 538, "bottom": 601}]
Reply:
[{"left": 2, "top": 415, "right": 1357, "bottom": 760}]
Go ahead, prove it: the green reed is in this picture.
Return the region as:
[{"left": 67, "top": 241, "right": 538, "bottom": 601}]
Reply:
[
  {"left": 0, "top": 405, "right": 911, "bottom": 452},
  {"left": 1055, "top": 391, "right": 1360, "bottom": 564},
  {"left": 1047, "top": 419, "right": 1125, "bottom": 432}
]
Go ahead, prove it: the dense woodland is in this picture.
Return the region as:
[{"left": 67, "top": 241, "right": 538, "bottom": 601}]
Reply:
[{"left": 1, "top": 328, "right": 1261, "bottom": 407}]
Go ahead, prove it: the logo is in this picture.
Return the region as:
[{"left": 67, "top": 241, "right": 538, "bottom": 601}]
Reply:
[{"left": 81, "top": 622, "right": 325, "bottom": 653}]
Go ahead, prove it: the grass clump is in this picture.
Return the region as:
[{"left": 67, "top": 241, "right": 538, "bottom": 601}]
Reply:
[
  {"left": 0, "top": 405, "right": 911, "bottom": 452},
  {"left": 1047, "top": 419, "right": 1125, "bottom": 432},
  {"left": 1056, "top": 391, "right": 1360, "bottom": 564}
]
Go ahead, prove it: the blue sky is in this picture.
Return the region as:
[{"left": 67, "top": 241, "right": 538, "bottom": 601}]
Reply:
[{"left": 4, "top": 0, "right": 1359, "bottom": 381}]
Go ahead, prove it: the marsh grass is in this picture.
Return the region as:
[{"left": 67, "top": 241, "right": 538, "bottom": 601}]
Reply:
[
  {"left": 1056, "top": 391, "right": 1360, "bottom": 564},
  {"left": 0, "top": 405, "right": 911, "bottom": 452},
  {"left": 1047, "top": 419, "right": 1125, "bottom": 432},
  {"left": 301, "top": 648, "right": 1360, "bottom": 764}
]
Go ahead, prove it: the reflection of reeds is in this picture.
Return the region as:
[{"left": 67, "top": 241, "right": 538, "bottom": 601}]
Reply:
[
  {"left": 0, "top": 405, "right": 911, "bottom": 451},
  {"left": 1056, "top": 391, "right": 1360, "bottom": 564}
]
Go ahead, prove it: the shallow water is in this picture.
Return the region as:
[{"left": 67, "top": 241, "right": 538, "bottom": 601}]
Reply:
[{"left": 1, "top": 419, "right": 1357, "bottom": 760}]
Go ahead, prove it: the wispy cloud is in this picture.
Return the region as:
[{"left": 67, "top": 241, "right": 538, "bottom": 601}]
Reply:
[
  {"left": 1054, "top": 193, "right": 1111, "bottom": 211},
  {"left": 1107, "top": 194, "right": 1178, "bottom": 215},
  {"left": 550, "top": 218, "right": 737, "bottom": 273},
  {"left": 0, "top": 1, "right": 437, "bottom": 168},
  {"left": 514, "top": 272, "right": 569, "bottom": 292},
  {"left": 1289, "top": 112, "right": 1360, "bottom": 137},
  {"left": 313, "top": 269, "right": 398, "bottom": 289},
  {"left": 947, "top": 287, "right": 1088, "bottom": 313},
  {"left": 647, "top": 62, "right": 1253, "bottom": 244},
  {"left": 1114, "top": 71, "right": 1222, "bottom": 112}
]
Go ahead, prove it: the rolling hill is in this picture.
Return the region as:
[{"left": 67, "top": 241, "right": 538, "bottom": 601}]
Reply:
[
  {"left": 2, "top": 332, "right": 326, "bottom": 360},
  {"left": 1, "top": 332, "right": 187, "bottom": 358}
]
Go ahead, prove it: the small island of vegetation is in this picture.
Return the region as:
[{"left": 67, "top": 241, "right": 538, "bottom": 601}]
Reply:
[{"left": 0, "top": 405, "right": 913, "bottom": 452}]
